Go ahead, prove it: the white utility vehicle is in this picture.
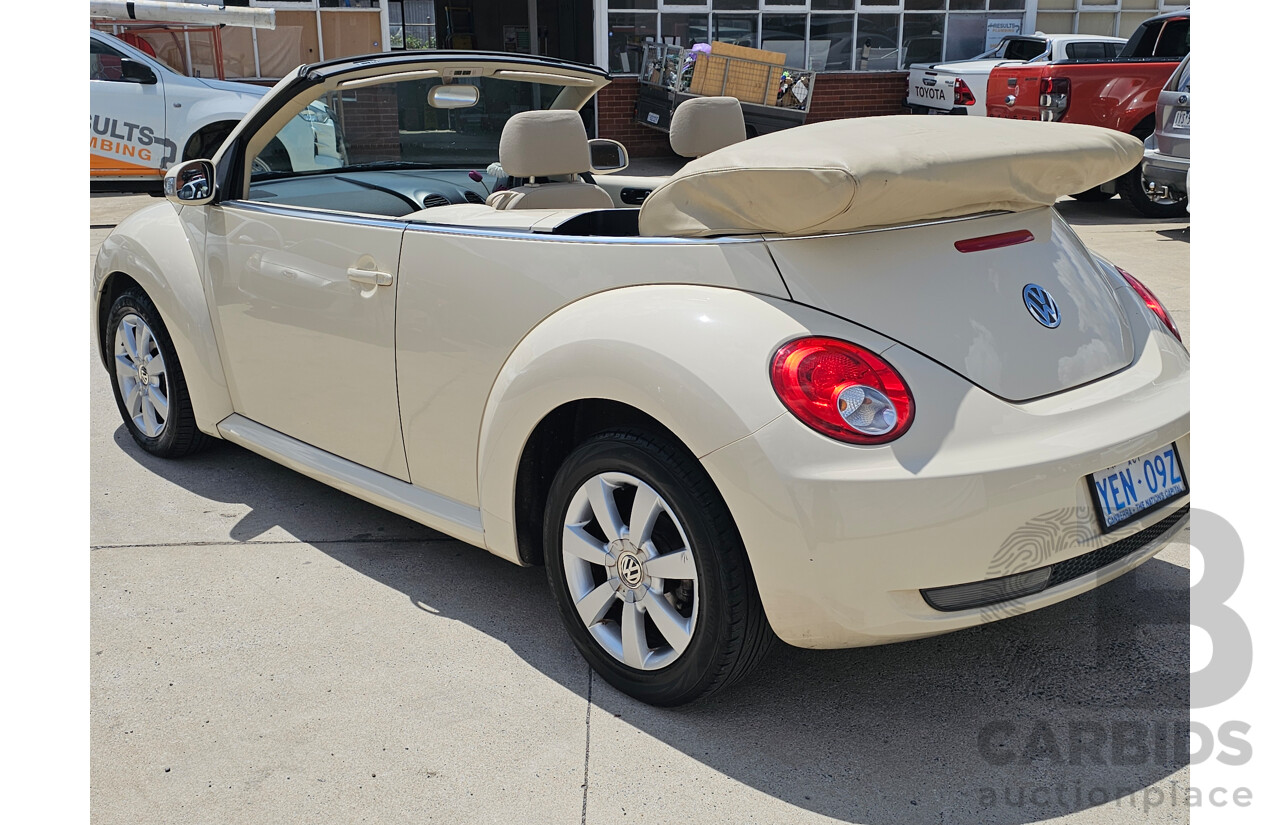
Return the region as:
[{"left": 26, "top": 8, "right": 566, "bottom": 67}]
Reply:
[
  {"left": 906, "top": 34, "right": 1125, "bottom": 117},
  {"left": 90, "top": 29, "right": 339, "bottom": 192}
]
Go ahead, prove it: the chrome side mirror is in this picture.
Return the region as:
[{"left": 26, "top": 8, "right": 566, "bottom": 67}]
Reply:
[
  {"left": 588, "top": 138, "right": 629, "bottom": 174},
  {"left": 164, "top": 159, "right": 215, "bottom": 205}
]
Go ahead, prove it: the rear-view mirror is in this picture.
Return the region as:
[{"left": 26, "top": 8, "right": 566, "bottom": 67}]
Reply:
[{"left": 428, "top": 84, "right": 479, "bottom": 109}]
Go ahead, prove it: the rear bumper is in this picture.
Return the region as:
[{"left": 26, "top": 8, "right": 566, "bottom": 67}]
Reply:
[
  {"left": 700, "top": 325, "right": 1190, "bottom": 649},
  {"left": 1143, "top": 150, "right": 1189, "bottom": 195},
  {"left": 905, "top": 102, "right": 969, "bottom": 116}
]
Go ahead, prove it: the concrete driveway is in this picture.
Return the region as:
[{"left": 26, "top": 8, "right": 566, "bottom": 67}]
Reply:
[{"left": 91, "top": 192, "right": 1191, "bottom": 825}]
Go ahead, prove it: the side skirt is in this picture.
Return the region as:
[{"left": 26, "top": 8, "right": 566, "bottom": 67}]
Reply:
[{"left": 216, "top": 413, "right": 487, "bottom": 550}]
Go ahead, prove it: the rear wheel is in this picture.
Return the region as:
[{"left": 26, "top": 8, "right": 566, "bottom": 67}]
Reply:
[{"left": 544, "top": 429, "right": 773, "bottom": 706}]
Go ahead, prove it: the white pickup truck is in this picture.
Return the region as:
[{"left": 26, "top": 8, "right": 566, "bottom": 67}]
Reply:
[
  {"left": 905, "top": 34, "right": 1125, "bottom": 117},
  {"left": 90, "top": 29, "right": 340, "bottom": 192}
]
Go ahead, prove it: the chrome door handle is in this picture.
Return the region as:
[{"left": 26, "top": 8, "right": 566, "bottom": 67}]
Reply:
[{"left": 347, "top": 267, "right": 393, "bottom": 286}]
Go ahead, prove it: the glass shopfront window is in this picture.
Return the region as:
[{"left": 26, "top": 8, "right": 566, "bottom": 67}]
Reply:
[
  {"left": 662, "top": 14, "right": 710, "bottom": 48},
  {"left": 713, "top": 14, "right": 759, "bottom": 47},
  {"left": 809, "top": 14, "right": 854, "bottom": 71},
  {"left": 603, "top": 1, "right": 1045, "bottom": 74},
  {"left": 856, "top": 14, "right": 900, "bottom": 71},
  {"left": 609, "top": 12, "right": 659, "bottom": 73},
  {"left": 761, "top": 14, "right": 807, "bottom": 66}
]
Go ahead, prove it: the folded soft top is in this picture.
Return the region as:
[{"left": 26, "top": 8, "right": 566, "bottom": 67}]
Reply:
[{"left": 636, "top": 115, "right": 1143, "bottom": 238}]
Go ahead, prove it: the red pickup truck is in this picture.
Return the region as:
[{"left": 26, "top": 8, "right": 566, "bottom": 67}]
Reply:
[{"left": 986, "top": 10, "right": 1190, "bottom": 216}]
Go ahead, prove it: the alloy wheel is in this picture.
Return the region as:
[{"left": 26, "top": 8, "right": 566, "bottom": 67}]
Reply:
[
  {"left": 113, "top": 313, "right": 170, "bottom": 439},
  {"left": 560, "top": 472, "right": 699, "bottom": 671}
]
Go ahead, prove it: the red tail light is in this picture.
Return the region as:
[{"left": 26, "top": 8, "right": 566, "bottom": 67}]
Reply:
[
  {"left": 1038, "top": 77, "right": 1070, "bottom": 121},
  {"left": 770, "top": 337, "right": 914, "bottom": 445},
  {"left": 1117, "top": 267, "right": 1181, "bottom": 342},
  {"left": 954, "top": 78, "right": 976, "bottom": 106}
]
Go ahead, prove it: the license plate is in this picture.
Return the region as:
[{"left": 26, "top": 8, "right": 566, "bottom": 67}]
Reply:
[
  {"left": 1172, "top": 110, "right": 1190, "bottom": 128},
  {"left": 1089, "top": 444, "right": 1188, "bottom": 532}
]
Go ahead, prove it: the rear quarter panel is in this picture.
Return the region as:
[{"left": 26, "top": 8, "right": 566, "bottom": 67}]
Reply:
[
  {"left": 394, "top": 228, "right": 789, "bottom": 519},
  {"left": 473, "top": 286, "right": 900, "bottom": 564},
  {"left": 987, "top": 62, "right": 1179, "bottom": 132}
]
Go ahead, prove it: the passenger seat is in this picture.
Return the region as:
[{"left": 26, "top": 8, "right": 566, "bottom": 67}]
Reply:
[{"left": 669, "top": 96, "right": 747, "bottom": 160}]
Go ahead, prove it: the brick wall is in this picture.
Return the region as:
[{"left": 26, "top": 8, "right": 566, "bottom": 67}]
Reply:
[
  {"left": 805, "top": 72, "right": 909, "bottom": 122},
  {"left": 595, "top": 77, "right": 679, "bottom": 160},
  {"left": 597, "top": 72, "right": 909, "bottom": 157},
  {"left": 339, "top": 85, "right": 402, "bottom": 164}
]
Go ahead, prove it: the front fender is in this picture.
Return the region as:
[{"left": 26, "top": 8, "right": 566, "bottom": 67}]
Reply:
[
  {"left": 474, "top": 284, "right": 898, "bottom": 563},
  {"left": 93, "top": 201, "right": 232, "bottom": 437}
]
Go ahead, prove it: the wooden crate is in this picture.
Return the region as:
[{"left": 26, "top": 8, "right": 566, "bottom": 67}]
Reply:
[{"left": 688, "top": 41, "right": 786, "bottom": 106}]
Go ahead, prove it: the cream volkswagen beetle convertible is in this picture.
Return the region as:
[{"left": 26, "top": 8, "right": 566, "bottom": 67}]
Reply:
[{"left": 92, "top": 51, "right": 1190, "bottom": 706}]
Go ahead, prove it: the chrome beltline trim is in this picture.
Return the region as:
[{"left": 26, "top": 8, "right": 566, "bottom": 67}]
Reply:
[
  {"left": 401, "top": 222, "right": 763, "bottom": 245},
  {"left": 225, "top": 200, "right": 1017, "bottom": 245}
]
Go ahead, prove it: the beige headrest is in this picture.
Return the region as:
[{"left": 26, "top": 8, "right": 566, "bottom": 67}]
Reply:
[
  {"left": 499, "top": 110, "right": 592, "bottom": 179},
  {"left": 669, "top": 96, "right": 747, "bottom": 158}
]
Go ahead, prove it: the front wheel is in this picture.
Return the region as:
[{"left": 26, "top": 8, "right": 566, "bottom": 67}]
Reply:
[
  {"left": 105, "top": 288, "right": 209, "bottom": 457},
  {"left": 544, "top": 429, "right": 773, "bottom": 706},
  {"left": 1119, "top": 165, "right": 1187, "bottom": 218}
]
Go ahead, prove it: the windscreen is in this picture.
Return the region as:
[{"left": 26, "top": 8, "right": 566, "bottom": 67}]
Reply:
[{"left": 249, "top": 75, "right": 572, "bottom": 180}]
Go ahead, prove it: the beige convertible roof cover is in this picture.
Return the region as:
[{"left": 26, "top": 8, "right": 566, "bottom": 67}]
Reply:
[{"left": 636, "top": 116, "right": 1143, "bottom": 238}]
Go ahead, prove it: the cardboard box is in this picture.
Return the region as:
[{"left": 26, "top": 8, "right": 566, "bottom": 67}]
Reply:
[{"left": 689, "top": 41, "right": 786, "bottom": 106}]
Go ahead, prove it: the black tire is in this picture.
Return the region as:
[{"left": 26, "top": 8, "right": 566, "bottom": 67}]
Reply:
[
  {"left": 105, "top": 288, "right": 210, "bottom": 458},
  {"left": 544, "top": 429, "right": 774, "bottom": 706},
  {"left": 1069, "top": 185, "right": 1114, "bottom": 202},
  {"left": 1119, "top": 165, "right": 1188, "bottom": 218}
]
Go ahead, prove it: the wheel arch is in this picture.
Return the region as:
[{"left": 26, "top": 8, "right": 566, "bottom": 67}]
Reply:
[
  {"left": 512, "top": 399, "right": 689, "bottom": 566},
  {"left": 1123, "top": 111, "right": 1157, "bottom": 141},
  {"left": 182, "top": 119, "right": 240, "bottom": 161},
  {"left": 93, "top": 203, "right": 232, "bottom": 437},
  {"left": 473, "top": 285, "right": 899, "bottom": 567}
]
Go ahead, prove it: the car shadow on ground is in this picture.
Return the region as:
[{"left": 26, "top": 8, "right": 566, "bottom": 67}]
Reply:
[
  {"left": 1053, "top": 198, "right": 1189, "bottom": 230},
  {"left": 111, "top": 430, "right": 1191, "bottom": 825}
]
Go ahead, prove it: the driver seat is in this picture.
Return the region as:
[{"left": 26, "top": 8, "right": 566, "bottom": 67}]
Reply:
[{"left": 487, "top": 111, "right": 613, "bottom": 211}]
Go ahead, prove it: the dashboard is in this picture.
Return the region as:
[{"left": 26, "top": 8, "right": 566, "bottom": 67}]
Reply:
[{"left": 247, "top": 168, "right": 496, "bottom": 217}]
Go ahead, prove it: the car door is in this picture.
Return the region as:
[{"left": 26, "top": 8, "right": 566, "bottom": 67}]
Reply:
[
  {"left": 204, "top": 203, "right": 411, "bottom": 481},
  {"left": 90, "top": 35, "right": 171, "bottom": 179}
]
